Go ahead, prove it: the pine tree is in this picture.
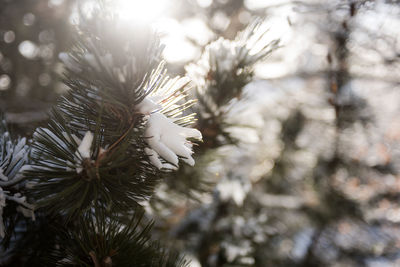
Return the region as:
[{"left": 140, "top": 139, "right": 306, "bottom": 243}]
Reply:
[
  {"left": 2, "top": 0, "right": 397, "bottom": 266},
  {"left": 147, "top": 20, "right": 280, "bottom": 266},
  {"left": 0, "top": 3, "right": 203, "bottom": 266}
]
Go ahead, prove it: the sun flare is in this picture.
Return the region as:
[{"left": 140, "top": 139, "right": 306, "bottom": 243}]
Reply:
[{"left": 113, "top": 0, "right": 168, "bottom": 23}]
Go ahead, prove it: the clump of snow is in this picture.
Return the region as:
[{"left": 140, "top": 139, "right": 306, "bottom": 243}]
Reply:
[
  {"left": 216, "top": 176, "right": 252, "bottom": 206},
  {"left": 144, "top": 147, "right": 163, "bottom": 170},
  {"left": 208, "top": 38, "right": 238, "bottom": 73},
  {"left": 136, "top": 96, "right": 162, "bottom": 115},
  {"left": 71, "top": 131, "right": 97, "bottom": 174},
  {"left": 134, "top": 81, "right": 203, "bottom": 170},
  {"left": 186, "top": 37, "right": 241, "bottom": 85},
  {"left": 144, "top": 113, "right": 202, "bottom": 169},
  {"left": 144, "top": 147, "right": 178, "bottom": 170},
  {"left": 0, "top": 132, "right": 35, "bottom": 238},
  {"left": 34, "top": 128, "right": 98, "bottom": 174},
  {"left": 221, "top": 241, "right": 253, "bottom": 264},
  {"left": 77, "top": 131, "right": 94, "bottom": 159}
]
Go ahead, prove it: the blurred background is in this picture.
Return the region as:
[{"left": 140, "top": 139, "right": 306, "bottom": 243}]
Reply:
[{"left": 1, "top": 0, "right": 400, "bottom": 266}]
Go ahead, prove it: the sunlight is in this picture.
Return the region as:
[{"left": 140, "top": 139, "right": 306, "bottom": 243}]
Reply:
[{"left": 113, "top": 0, "right": 168, "bottom": 23}]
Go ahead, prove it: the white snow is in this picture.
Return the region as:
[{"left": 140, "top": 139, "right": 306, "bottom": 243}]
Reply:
[
  {"left": 77, "top": 131, "right": 93, "bottom": 159},
  {"left": 136, "top": 76, "right": 191, "bottom": 116},
  {"left": 144, "top": 113, "right": 202, "bottom": 169},
  {"left": 0, "top": 186, "right": 35, "bottom": 238},
  {"left": 144, "top": 147, "right": 178, "bottom": 170},
  {"left": 14, "top": 137, "right": 26, "bottom": 153},
  {"left": 217, "top": 178, "right": 251, "bottom": 206},
  {"left": 136, "top": 96, "right": 162, "bottom": 115},
  {"left": 222, "top": 241, "right": 253, "bottom": 263},
  {"left": 9, "top": 148, "right": 27, "bottom": 170},
  {"left": 207, "top": 38, "right": 238, "bottom": 73},
  {"left": 144, "top": 147, "right": 163, "bottom": 169}
]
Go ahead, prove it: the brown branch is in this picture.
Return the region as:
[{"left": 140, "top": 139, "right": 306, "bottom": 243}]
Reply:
[
  {"left": 89, "top": 251, "right": 101, "bottom": 267},
  {"left": 94, "top": 117, "right": 137, "bottom": 180}
]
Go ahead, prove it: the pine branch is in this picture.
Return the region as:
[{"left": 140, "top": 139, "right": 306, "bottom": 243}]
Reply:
[
  {"left": 0, "top": 118, "right": 34, "bottom": 243},
  {"left": 147, "top": 19, "right": 281, "bottom": 264},
  {"left": 155, "top": 19, "right": 280, "bottom": 203},
  {"left": 26, "top": 4, "right": 201, "bottom": 220},
  {"left": 48, "top": 208, "right": 188, "bottom": 267},
  {"left": 8, "top": 3, "right": 202, "bottom": 265},
  {"left": 26, "top": 110, "right": 159, "bottom": 220},
  {"left": 186, "top": 19, "right": 280, "bottom": 148}
]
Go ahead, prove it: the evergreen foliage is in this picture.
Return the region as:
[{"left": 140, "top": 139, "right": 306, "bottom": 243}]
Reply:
[
  {"left": 50, "top": 209, "right": 188, "bottom": 267},
  {"left": 1, "top": 3, "right": 201, "bottom": 266},
  {"left": 156, "top": 20, "right": 280, "bottom": 205},
  {"left": 0, "top": 119, "right": 33, "bottom": 245},
  {"left": 187, "top": 20, "right": 279, "bottom": 148},
  {"left": 1, "top": 0, "right": 399, "bottom": 266}
]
